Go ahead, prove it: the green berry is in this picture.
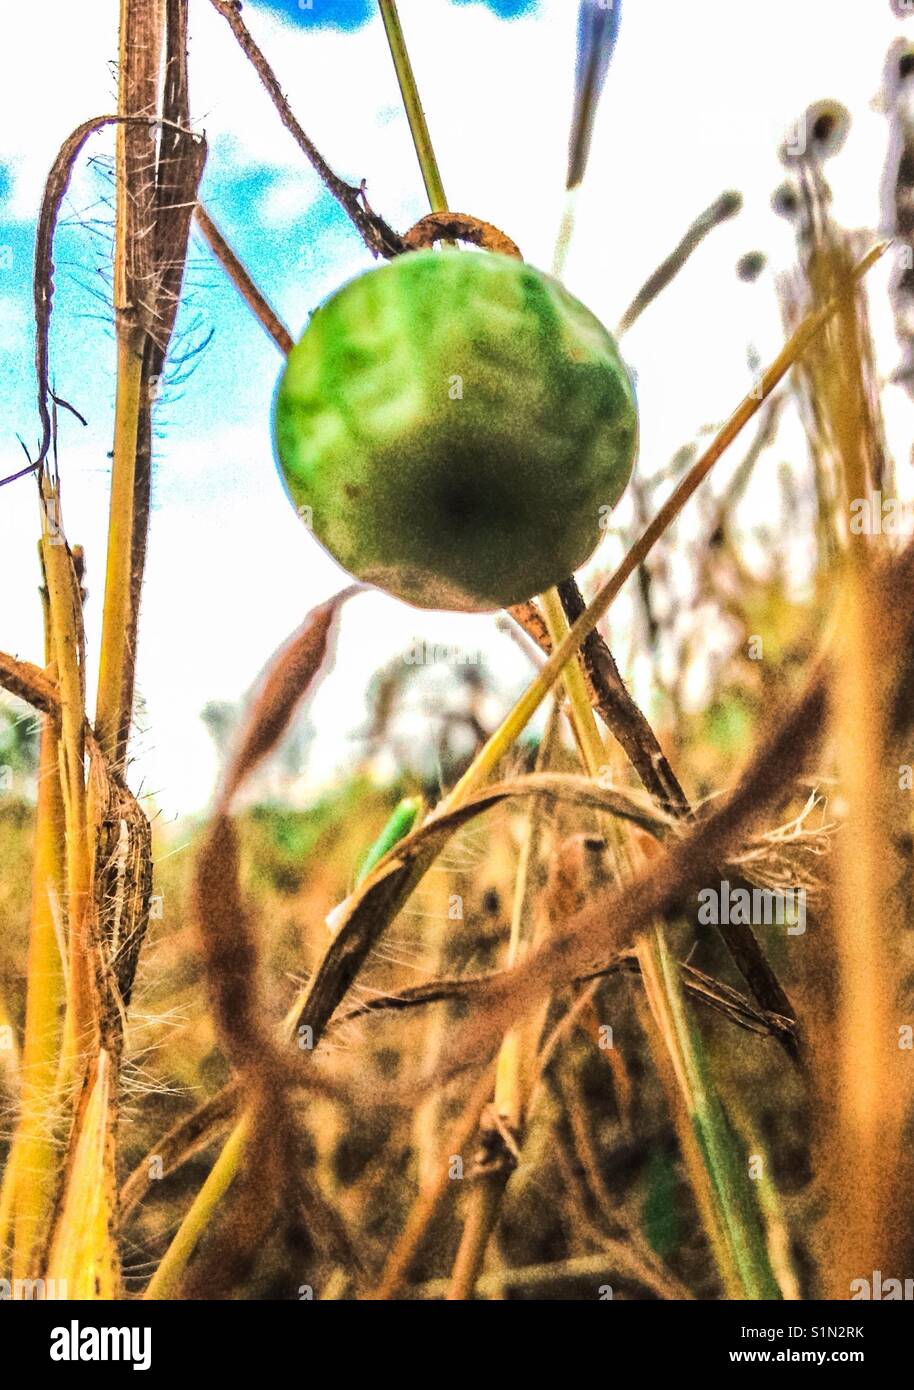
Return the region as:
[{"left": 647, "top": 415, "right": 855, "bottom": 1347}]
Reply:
[{"left": 273, "top": 248, "right": 638, "bottom": 612}]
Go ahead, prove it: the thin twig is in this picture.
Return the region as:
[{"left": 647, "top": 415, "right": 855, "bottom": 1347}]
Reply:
[
  {"left": 206, "top": 0, "right": 403, "bottom": 258},
  {"left": 194, "top": 203, "right": 294, "bottom": 355}
]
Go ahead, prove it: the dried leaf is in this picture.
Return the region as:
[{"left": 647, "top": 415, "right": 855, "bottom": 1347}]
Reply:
[{"left": 217, "top": 588, "right": 358, "bottom": 813}]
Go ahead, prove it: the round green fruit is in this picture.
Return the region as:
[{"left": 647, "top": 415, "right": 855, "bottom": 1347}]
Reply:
[{"left": 273, "top": 248, "right": 638, "bottom": 612}]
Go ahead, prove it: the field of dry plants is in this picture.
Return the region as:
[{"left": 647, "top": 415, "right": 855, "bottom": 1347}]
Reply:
[{"left": 1, "top": 0, "right": 914, "bottom": 1317}]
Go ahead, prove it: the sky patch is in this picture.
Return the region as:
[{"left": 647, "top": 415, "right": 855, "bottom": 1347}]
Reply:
[
  {"left": 250, "top": 0, "right": 374, "bottom": 30},
  {"left": 250, "top": 0, "right": 539, "bottom": 28},
  {"left": 452, "top": 0, "right": 539, "bottom": 17}
]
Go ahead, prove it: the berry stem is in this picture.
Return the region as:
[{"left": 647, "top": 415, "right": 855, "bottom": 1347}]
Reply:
[{"left": 378, "top": 0, "right": 449, "bottom": 214}]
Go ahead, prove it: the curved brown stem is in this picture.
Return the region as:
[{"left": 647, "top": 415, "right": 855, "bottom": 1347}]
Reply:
[{"left": 402, "top": 211, "right": 522, "bottom": 259}]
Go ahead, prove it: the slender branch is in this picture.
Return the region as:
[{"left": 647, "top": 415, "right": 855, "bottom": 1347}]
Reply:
[
  {"left": 194, "top": 203, "right": 294, "bottom": 355},
  {"left": 206, "top": 0, "right": 403, "bottom": 258}
]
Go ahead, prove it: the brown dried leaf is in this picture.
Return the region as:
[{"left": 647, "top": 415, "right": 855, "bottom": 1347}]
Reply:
[
  {"left": 216, "top": 587, "right": 358, "bottom": 814},
  {"left": 193, "top": 815, "right": 268, "bottom": 1077}
]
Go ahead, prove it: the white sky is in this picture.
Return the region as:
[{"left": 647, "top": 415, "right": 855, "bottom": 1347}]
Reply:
[{"left": 1, "top": 0, "right": 913, "bottom": 819}]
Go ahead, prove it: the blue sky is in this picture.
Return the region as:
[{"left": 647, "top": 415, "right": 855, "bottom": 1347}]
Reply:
[
  {"left": 0, "top": 0, "right": 910, "bottom": 816},
  {"left": 255, "top": 0, "right": 538, "bottom": 27},
  {"left": 0, "top": 1, "right": 542, "bottom": 471}
]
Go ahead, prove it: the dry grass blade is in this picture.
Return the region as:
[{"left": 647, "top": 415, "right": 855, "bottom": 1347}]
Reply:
[
  {"left": 31, "top": 115, "right": 124, "bottom": 474},
  {"left": 289, "top": 772, "right": 673, "bottom": 1045},
  {"left": 39, "top": 475, "right": 95, "bottom": 1072},
  {"left": 292, "top": 762, "right": 817, "bottom": 1060},
  {"left": 405, "top": 590, "right": 856, "bottom": 1088}
]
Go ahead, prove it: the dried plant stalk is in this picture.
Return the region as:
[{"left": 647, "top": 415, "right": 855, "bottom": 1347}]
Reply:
[
  {"left": 10, "top": 562, "right": 67, "bottom": 1276},
  {"left": 95, "top": 0, "right": 165, "bottom": 767}
]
